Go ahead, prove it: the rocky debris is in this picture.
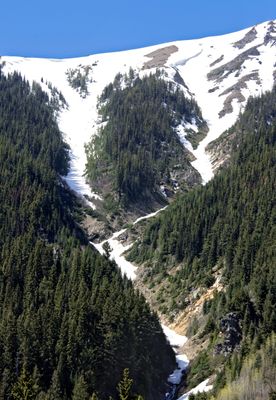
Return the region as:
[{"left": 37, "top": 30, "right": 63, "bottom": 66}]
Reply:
[
  {"left": 219, "top": 72, "right": 261, "bottom": 97},
  {"left": 83, "top": 214, "right": 112, "bottom": 243},
  {"left": 209, "top": 55, "right": 224, "bottom": 67},
  {"left": 218, "top": 72, "right": 261, "bottom": 118},
  {"left": 206, "top": 129, "right": 236, "bottom": 172},
  {"left": 219, "top": 91, "right": 245, "bottom": 118},
  {"left": 214, "top": 313, "right": 242, "bottom": 356},
  {"left": 264, "top": 21, "right": 276, "bottom": 46},
  {"left": 207, "top": 46, "right": 260, "bottom": 83},
  {"left": 171, "top": 67, "right": 195, "bottom": 98},
  {"left": 143, "top": 45, "right": 178, "bottom": 69},
  {"left": 274, "top": 69, "right": 276, "bottom": 83},
  {"left": 208, "top": 86, "right": 219, "bottom": 93},
  {"left": 233, "top": 27, "right": 257, "bottom": 49},
  {"left": 173, "top": 68, "right": 185, "bottom": 86}
]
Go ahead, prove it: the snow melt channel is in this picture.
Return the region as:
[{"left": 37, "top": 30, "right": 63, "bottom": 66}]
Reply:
[
  {"left": 91, "top": 208, "right": 191, "bottom": 398},
  {"left": 92, "top": 207, "right": 167, "bottom": 280},
  {"left": 162, "top": 325, "right": 189, "bottom": 390}
]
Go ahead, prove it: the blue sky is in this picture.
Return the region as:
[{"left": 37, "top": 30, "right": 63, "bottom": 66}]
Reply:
[{"left": 1, "top": 0, "right": 275, "bottom": 58}]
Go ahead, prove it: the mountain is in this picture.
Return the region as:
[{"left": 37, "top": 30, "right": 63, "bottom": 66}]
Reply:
[
  {"left": 0, "top": 67, "right": 176, "bottom": 399},
  {"left": 2, "top": 20, "right": 275, "bottom": 203},
  {"left": 1, "top": 19, "right": 275, "bottom": 400}
]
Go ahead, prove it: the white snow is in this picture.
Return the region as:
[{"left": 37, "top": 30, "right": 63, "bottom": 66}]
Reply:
[
  {"left": 92, "top": 206, "right": 167, "bottom": 280},
  {"left": 3, "top": 20, "right": 274, "bottom": 398},
  {"left": 162, "top": 325, "right": 188, "bottom": 348},
  {"left": 162, "top": 325, "right": 189, "bottom": 386},
  {"left": 177, "top": 378, "right": 213, "bottom": 400},
  {"left": 133, "top": 206, "right": 167, "bottom": 225},
  {"left": 167, "top": 20, "right": 276, "bottom": 183},
  {"left": 3, "top": 20, "right": 275, "bottom": 187},
  {"left": 175, "top": 124, "right": 194, "bottom": 153},
  {"left": 93, "top": 228, "right": 137, "bottom": 280},
  {"left": 168, "top": 354, "right": 190, "bottom": 385}
]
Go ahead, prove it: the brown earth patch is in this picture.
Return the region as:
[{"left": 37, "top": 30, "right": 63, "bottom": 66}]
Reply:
[
  {"left": 170, "top": 277, "right": 223, "bottom": 336},
  {"left": 143, "top": 45, "right": 179, "bottom": 69}
]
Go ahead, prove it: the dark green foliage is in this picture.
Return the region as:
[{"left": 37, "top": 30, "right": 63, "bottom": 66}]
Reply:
[
  {"left": 187, "top": 351, "right": 212, "bottom": 389},
  {"left": 85, "top": 71, "right": 204, "bottom": 206},
  {"left": 11, "top": 369, "right": 38, "bottom": 400},
  {"left": 129, "top": 87, "right": 276, "bottom": 337},
  {"left": 129, "top": 87, "right": 276, "bottom": 393},
  {"left": 0, "top": 69, "right": 175, "bottom": 399},
  {"left": 66, "top": 66, "right": 93, "bottom": 98},
  {"left": 215, "top": 333, "right": 276, "bottom": 400},
  {"left": 188, "top": 393, "right": 209, "bottom": 400},
  {"left": 117, "top": 369, "right": 133, "bottom": 400}
]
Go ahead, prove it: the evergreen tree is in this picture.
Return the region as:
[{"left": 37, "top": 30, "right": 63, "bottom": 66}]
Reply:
[
  {"left": 117, "top": 369, "right": 133, "bottom": 400},
  {"left": 11, "top": 369, "right": 38, "bottom": 400},
  {"left": 0, "top": 67, "right": 175, "bottom": 400},
  {"left": 72, "top": 376, "right": 89, "bottom": 400}
]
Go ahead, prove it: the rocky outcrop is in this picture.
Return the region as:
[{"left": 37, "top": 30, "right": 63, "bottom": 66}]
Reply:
[
  {"left": 209, "top": 55, "right": 224, "bottom": 67},
  {"left": 214, "top": 313, "right": 242, "bottom": 356},
  {"left": 264, "top": 21, "right": 276, "bottom": 46},
  {"left": 218, "top": 72, "right": 261, "bottom": 117},
  {"left": 233, "top": 27, "right": 257, "bottom": 49},
  {"left": 207, "top": 46, "right": 260, "bottom": 83}
]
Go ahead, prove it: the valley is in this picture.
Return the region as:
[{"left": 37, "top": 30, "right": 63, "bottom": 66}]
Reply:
[{"left": 0, "top": 18, "right": 275, "bottom": 400}]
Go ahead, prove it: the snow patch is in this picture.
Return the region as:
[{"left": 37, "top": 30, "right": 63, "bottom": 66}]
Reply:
[
  {"left": 177, "top": 379, "right": 213, "bottom": 400},
  {"left": 162, "top": 325, "right": 189, "bottom": 391},
  {"left": 162, "top": 325, "right": 188, "bottom": 348},
  {"left": 168, "top": 354, "right": 189, "bottom": 385}
]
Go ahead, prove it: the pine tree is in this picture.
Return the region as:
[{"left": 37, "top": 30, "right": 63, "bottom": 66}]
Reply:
[
  {"left": 117, "top": 369, "right": 133, "bottom": 400},
  {"left": 72, "top": 376, "right": 89, "bottom": 400},
  {"left": 11, "top": 369, "right": 38, "bottom": 400}
]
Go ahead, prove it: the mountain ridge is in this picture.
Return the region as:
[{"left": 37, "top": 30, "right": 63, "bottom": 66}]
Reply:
[{"left": 2, "top": 19, "right": 276, "bottom": 203}]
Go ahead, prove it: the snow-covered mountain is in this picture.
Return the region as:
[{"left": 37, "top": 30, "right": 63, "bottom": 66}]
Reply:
[{"left": 2, "top": 19, "right": 275, "bottom": 204}]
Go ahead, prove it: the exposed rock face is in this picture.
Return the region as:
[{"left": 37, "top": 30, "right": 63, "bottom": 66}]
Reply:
[
  {"left": 219, "top": 72, "right": 261, "bottom": 97},
  {"left": 233, "top": 27, "right": 257, "bottom": 49},
  {"left": 218, "top": 72, "right": 261, "bottom": 117},
  {"left": 207, "top": 46, "right": 260, "bottom": 83},
  {"left": 143, "top": 45, "right": 179, "bottom": 69},
  {"left": 206, "top": 130, "right": 235, "bottom": 172},
  {"left": 209, "top": 55, "right": 224, "bottom": 67},
  {"left": 214, "top": 313, "right": 242, "bottom": 355},
  {"left": 264, "top": 21, "right": 276, "bottom": 46}
]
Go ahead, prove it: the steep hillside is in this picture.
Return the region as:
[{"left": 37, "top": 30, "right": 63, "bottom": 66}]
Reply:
[
  {"left": 127, "top": 87, "right": 276, "bottom": 397},
  {"left": 0, "top": 69, "right": 175, "bottom": 400},
  {"left": 2, "top": 19, "right": 276, "bottom": 210},
  {"left": 85, "top": 70, "right": 206, "bottom": 211},
  {"left": 1, "top": 19, "right": 276, "bottom": 400}
]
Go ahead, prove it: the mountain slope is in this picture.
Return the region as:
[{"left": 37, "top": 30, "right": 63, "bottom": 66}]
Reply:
[
  {"left": 0, "top": 69, "right": 175, "bottom": 400},
  {"left": 85, "top": 70, "right": 205, "bottom": 210},
  {"left": 127, "top": 86, "right": 276, "bottom": 398},
  {"left": 2, "top": 19, "right": 276, "bottom": 206},
  {"left": 1, "top": 19, "right": 275, "bottom": 399}
]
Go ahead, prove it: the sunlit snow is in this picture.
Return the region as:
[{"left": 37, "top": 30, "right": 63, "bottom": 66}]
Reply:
[
  {"left": 177, "top": 379, "right": 213, "bottom": 400},
  {"left": 3, "top": 20, "right": 275, "bottom": 187},
  {"left": 2, "top": 21, "right": 275, "bottom": 398}
]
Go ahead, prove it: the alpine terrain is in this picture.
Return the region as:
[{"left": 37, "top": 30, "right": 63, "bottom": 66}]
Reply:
[{"left": 0, "top": 19, "right": 275, "bottom": 400}]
